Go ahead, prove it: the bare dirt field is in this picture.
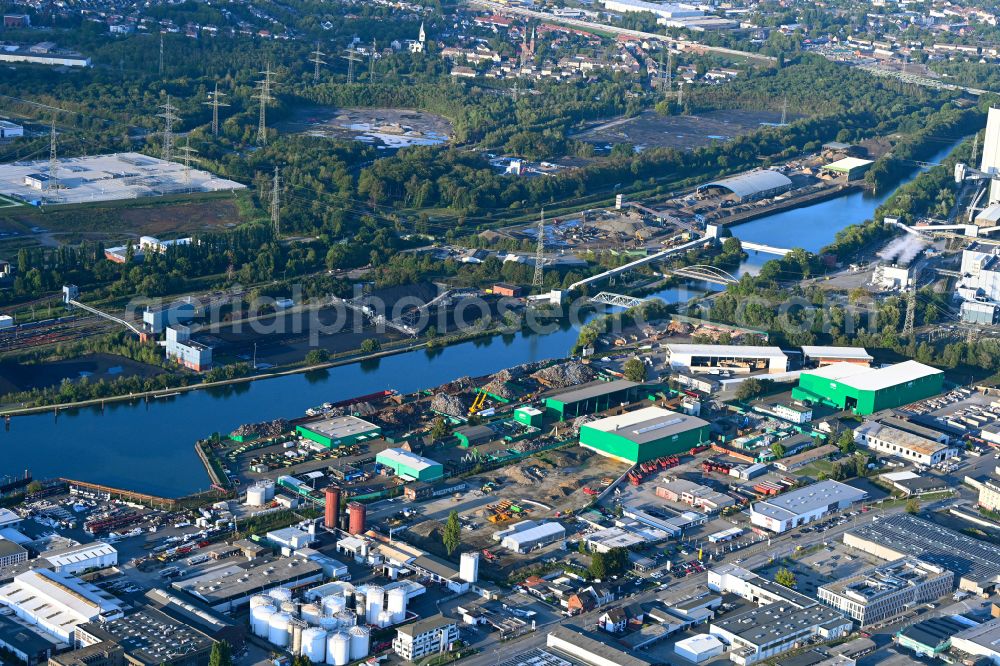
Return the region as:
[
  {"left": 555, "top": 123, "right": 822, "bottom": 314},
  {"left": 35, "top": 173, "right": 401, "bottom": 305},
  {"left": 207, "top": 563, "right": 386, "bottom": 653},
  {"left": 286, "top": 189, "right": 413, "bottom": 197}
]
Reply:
[
  {"left": 276, "top": 106, "right": 453, "bottom": 149},
  {"left": 577, "top": 109, "right": 790, "bottom": 151}
]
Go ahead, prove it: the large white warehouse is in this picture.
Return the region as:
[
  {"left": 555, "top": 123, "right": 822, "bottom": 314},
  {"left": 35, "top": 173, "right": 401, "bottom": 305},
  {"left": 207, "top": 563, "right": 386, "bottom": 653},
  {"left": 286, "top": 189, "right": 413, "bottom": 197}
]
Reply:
[{"left": 0, "top": 569, "right": 123, "bottom": 642}]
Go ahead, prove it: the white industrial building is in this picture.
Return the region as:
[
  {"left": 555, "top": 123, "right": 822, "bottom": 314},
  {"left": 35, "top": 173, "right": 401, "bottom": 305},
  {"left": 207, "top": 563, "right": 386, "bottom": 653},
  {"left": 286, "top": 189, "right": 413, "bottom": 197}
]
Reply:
[
  {"left": 709, "top": 603, "right": 851, "bottom": 665},
  {"left": 0, "top": 569, "right": 124, "bottom": 642},
  {"left": 600, "top": 0, "right": 703, "bottom": 19},
  {"left": 957, "top": 242, "right": 1000, "bottom": 324},
  {"left": 697, "top": 170, "right": 793, "bottom": 203},
  {"left": 666, "top": 344, "right": 788, "bottom": 374},
  {"left": 979, "top": 107, "right": 1000, "bottom": 205},
  {"left": 800, "top": 346, "right": 873, "bottom": 367},
  {"left": 951, "top": 617, "right": 1000, "bottom": 664},
  {"left": 499, "top": 522, "right": 565, "bottom": 553},
  {"left": 854, "top": 420, "right": 959, "bottom": 466},
  {"left": 772, "top": 403, "right": 812, "bottom": 424},
  {"left": 392, "top": 615, "right": 459, "bottom": 661},
  {"left": 749, "top": 480, "right": 867, "bottom": 533},
  {"left": 42, "top": 541, "right": 118, "bottom": 574},
  {"left": 266, "top": 525, "right": 317, "bottom": 550},
  {"left": 164, "top": 325, "right": 212, "bottom": 372},
  {"left": 546, "top": 625, "right": 654, "bottom": 666},
  {"left": 872, "top": 264, "right": 912, "bottom": 291},
  {"left": 674, "top": 634, "right": 725, "bottom": 663},
  {"left": 0, "top": 121, "right": 23, "bottom": 140}
]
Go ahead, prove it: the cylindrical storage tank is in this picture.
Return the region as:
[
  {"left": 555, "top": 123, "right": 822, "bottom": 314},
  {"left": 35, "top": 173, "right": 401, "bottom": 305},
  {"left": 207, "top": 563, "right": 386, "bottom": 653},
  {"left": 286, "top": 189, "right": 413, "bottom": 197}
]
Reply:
[
  {"left": 335, "top": 611, "right": 356, "bottom": 629},
  {"left": 349, "top": 625, "right": 370, "bottom": 660},
  {"left": 326, "top": 632, "right": 350, "bottom": 666},
  {"left": 302, "top": 627, "right": 327, "bottom": 663},
  {"left": 250, "top": 595, "right": 275, "bottom": 610},
  {"left": 365, "top": 586, "right": 383, "bottom": 625},
  {"left": 460, "top": 552, "right": 480, "bottom": 583},
  {"left": 268, "top": 612, "right": 292, "bottom": 647},
  {"left": 348, "top": 501, "right": 366, "bottom": 534},
  {"left": 290, "top": 619, "right": 307, "bottom": 655},
  {"left": 252, "top": 605, "right": 275, "bottom": 638},
  {"left": 354, "top": 592, "right": 366, "bottom": 618},
  {"left": 247, "top": 485, "right": 267, "bottom": 506},
  {"left": 319, "top": 616, "right": 339, "bottom": 631},
  {"left": 322, "top": 594, "right": 346, "bottom": 616},
  {"left": 268, "top": 588, "right": 293, "bottom": 604},
  {"left": 301, "top": 603, "right": 322, "bottom": 625},
  {"left": 281, "top": 601, "right": 299, "bottom": 617},
  {"left": 377, "top": 610, "right": 393, "bottom": 629},
  {"left": 325, "top": 486, "right": 342, "bottom": 529},
  {"left": 386, "top": 587, "right": 407, "bottom": 624}
]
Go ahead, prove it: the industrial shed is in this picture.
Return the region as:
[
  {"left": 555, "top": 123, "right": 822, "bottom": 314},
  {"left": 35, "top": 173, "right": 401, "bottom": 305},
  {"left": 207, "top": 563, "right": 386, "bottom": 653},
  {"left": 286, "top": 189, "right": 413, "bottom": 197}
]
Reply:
[
  {"left": 296, "top": 415, "right": 381, "bottom": 448},
  {"left": 822, "top": 157, "right": 874, "bottom": 181},
  {"left": 697, "top": 170, "right": 792, "bottom": 203},
  {"left": 666, "top": 344, "right": 788, "bottom": 374},
  {"left": 544, "top": 379, "right": 646, "bottom": 421},
  {"left": 791, "top": 360, "right": 943, "bottom": 416},
  {"left": 375, "top": 448, "right": 444, "bottom": 482},
  {"left": 579, "top": 406, "right": 710, "bottom": 464}
]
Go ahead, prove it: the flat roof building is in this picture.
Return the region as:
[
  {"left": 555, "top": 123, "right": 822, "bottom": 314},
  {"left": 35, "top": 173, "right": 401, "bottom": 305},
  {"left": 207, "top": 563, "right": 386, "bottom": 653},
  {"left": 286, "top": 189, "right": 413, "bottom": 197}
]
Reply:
[
  {"left": 546, "top": 625, "right": 655, "bottom": 666},
  {"left": 392, "top": 615, "right": 459, "bottom": 662},
  {"left": 709, "top": 604, "right": 851, "bottom": 665},
  {"left": 75, "top": 608, "right": 216, "bottom": 666},
  {"left": 697, "top": 170, "right": 793, "bottom": 203},
  {"left": 822, "top": 157, "right": 874, "bottom": 181},
  {"left": 0, "top": 613, "right": 55, "bottom": 665},
  {"left": 579, "top": 406, "right": 710, "bottom": 464},
  {"left": 844, "top": 513, "right": 1000, "bottom": 595},
  {"left": 375, "top": 448, "right": 443, "bottom": 482},
  {"left": 544, "top": 380, "right": 646, "bottom": 420},
  {"left": 667, "top": 344, "right": 788, "bottom": 374},
  {"left": 801, "top": 346, "right": 873, "bottom": 367},
  {"left": 171, "top": 557, "right": 323, "bottom": 612},
  {"left": 773, "top": 444, "right": 837, "bottom": 472},
  {"left": 951, "top": 617, "right": 1000, "bottom": 664},
  {"left": 296, "top": 415, "right": 381, "bottom": 449},
  {"left": 0, "top": 569, "right": 124, "bottom": 642},
  {"left": 817, "top": 558, "right": 953, "bottom": 627},
  {"left": 656, "top": 479, "right": 735, "bottom": 513},
  {"left": 792, "top": 361, "right": 943, "bottom": 415},
  {"left": 854, "top": 420, "right": 959, "bottom": 466},
  {"left": 43, "top": 541, "right": 117, "bottom": 574},
  {"left": 500, "top": 522, "right": 565, "bottom": 553},
  {"left": 750, "top": 480, "right": 867, "bottom": 533}
]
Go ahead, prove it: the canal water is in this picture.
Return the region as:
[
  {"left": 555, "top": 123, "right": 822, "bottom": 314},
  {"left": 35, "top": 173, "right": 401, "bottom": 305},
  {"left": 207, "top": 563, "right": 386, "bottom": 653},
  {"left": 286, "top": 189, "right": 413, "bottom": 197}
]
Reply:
[{"left": 0, "top": 141, "right": 964, "bottom": 496}]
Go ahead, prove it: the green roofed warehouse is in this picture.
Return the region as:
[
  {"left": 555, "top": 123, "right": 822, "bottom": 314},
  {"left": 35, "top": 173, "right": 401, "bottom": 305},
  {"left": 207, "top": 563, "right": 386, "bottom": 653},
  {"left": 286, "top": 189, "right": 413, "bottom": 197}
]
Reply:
[
  {"left": 375, "top": 448, "right": 444, "bottom": 482},
  {"left": 791, "top": 361, "right": 942, "bottom": 416},
  {"left": 579, "top": 406, "right": 710, "bottom": 464},
  {"left": 545, "top": 380, "right": 646, "bottom": 421},
  {"left": 296, "top": 415, "right": 381, "bottom": 448}
]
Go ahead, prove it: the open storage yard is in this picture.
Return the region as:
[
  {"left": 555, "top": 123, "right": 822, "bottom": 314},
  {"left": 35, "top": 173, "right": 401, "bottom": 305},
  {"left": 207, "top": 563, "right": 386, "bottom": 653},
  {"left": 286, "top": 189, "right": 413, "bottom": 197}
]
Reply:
[{"left": 277, "top": 106, "right": 453, "bottom": 149}]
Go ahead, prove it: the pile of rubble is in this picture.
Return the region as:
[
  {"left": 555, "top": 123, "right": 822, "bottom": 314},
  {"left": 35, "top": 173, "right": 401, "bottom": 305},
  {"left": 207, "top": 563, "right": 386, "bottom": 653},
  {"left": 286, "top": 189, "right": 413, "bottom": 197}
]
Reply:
[
  {"left": 531, "top": 361, "right": 596, "bottom": 388},
  {"left": 378, "top": 403, "right": 419, "bottom": 426},
  {"left": 431, "top": 393, "right": 466, "bottom": 417},
  {"left": 230, "top": 418, "right": 290, "bottom": 440}
]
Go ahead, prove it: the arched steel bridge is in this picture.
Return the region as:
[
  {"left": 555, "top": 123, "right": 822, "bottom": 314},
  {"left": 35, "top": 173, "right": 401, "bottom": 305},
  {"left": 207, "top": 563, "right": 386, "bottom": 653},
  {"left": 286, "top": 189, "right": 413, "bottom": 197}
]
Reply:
[{"left": 670, "top": 265, "right": 739, "bottom": 285}]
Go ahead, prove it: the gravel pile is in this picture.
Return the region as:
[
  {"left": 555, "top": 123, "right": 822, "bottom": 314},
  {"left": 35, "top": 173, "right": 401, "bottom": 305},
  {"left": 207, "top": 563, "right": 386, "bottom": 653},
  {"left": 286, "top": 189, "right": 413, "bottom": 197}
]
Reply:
[
  {"left": 431, "top": 393, "right": 466, "bottom": 417},
  {"left": 231, "top": 418, "right": 289, "bottom": 439},
  {"left": 531, "top": 361, "right": 597, "bottom": 388}
]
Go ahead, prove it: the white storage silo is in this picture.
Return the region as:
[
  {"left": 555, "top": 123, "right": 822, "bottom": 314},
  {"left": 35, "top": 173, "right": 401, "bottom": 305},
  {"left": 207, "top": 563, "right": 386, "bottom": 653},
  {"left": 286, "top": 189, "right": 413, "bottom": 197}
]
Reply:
[
  {"left": 460, "top": 552, "right": 480, "bottom": 583},
  {"left": 251, "top": 605, "right": 275, "bottom": 638},
  {"left": 246, "top": 485, "right": 266, "bottom": 506},
  {"left": 354, "top": 591, "right": 366, "bottom": 619},
  {"left": 268, "top": 587, "right": 293, "bottom": 603},
  {"left": 319, "top": 616, "right": 339, "bottom": 631},
  {"left": 348, "top": 625, "right": 370, "bottom": 660},
  {"left": 386, "top": 587, "right": 407, "bottom": 624},
  {"left": 289, "top": 619, "right": 307, "bottom": 655},
  {"left": 268, "top": 612, "right": 292, "bottom": 647},
  {"left": 326, "top": 631, "right": 350, "bottom": 666},
  {"left": 335, "top": 611, "right": 356, "bottom": 628},
  {"left": 250, "top": 595, "right": 275, "bottom": 610},
  {"left": 281, "top": 601, "right": 300, "bottom": 617},
  {"left": 377, "top": 610, "right": 393, "bottom": 628},
  {"left": 302, "top": 627, "right": 327, "bottom": 663},
  {"left": 365, "top": 586, "right": 383, "bottom": 625},
  {"left": 301, "top": 603, "right": 322, "bottom": 625},
  {"left": 322, "top": 594, "right": 346, "bottom": 616}
]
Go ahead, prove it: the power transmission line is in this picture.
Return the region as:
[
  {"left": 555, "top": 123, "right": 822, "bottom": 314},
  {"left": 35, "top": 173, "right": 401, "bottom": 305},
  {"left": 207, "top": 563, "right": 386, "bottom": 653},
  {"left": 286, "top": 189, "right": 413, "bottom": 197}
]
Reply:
[
  {"left": 157, "top": 95, "right": 179, "bottom": 161},
  {"left": 159, "top": 33, "right": 164, "bottom": 76},
  {"left": 178, "top": 136, "right": 198, "bottom": 186},
  {"left": 48, "top": 114, "right": 58, "bottom": 195},
  {"left": 310, "top": 42, "right": 326, "bottom": 83},
  {"left": 254, "top": 63, "right": 275, "bottom": 146},
  {"left": 369, "top": 39, "right": 377, "bottom": 85},
  {"left": 271, "top": 166, "right": 281, "bottom": 237},
  {"left": 532, "top": 208, "right": 545, "bottom": 289},
  {"left": 203, "top": 83, "right": 229, "bottom": 137},
  {"left": 341, "top": 48, "right": 362, "bottom": 84}
]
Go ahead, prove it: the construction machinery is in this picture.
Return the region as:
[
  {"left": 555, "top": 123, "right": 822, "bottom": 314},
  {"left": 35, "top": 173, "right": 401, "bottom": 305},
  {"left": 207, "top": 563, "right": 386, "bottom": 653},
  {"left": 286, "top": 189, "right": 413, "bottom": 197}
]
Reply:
[{"left": 469, "top": 388, "right": 488, "bottom": 415}]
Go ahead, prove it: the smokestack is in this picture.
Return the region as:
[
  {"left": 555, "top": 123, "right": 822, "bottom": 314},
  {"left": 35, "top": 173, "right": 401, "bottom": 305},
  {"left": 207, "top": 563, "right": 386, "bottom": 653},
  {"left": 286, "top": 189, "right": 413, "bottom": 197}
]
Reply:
[
  {"left": 325, "top": 486, "right": 342, "bottom": 529},
  {"left": 348, "top": 501, "right": 367, "bottom": 535}
]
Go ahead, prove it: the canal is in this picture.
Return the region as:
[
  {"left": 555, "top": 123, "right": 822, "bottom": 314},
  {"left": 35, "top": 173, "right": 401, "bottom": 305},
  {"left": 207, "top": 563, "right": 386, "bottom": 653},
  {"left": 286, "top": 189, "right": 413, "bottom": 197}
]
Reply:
[{"left": 0, "top": 140, "right": 964, "bottom": 496}]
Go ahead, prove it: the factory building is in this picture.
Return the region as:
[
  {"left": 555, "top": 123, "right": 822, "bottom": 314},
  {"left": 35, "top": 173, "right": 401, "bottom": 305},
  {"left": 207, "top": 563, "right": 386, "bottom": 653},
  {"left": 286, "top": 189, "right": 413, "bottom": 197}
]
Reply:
[
  {"left": 47, "top": 642, "right": 126, "bottom": 666},
  {"left": 544, "top": 380, "right": 646, "bottom": 421},
  {"left": 0, "top": 614, "right": 55, "bottom": 666},
  {"left": 600, "top": 0, "right": 703, "bottom": 19},
  {"left": 579, "top": 406, "right": 710, "bottom": 464},
  {"left": 164, "top": 325, "right": 212, "bottom": 372},
  {"left": 791, "top": 360, "right": 943, "bottom": 416},
  {"left": 853, "top": 420, "right": 959, "bottom": 466},
  {"left": 817, "top": 558, "right": 953, "bottom": 627},
  {"left": 75, "top": 608, "right": 217, "bottom": 666},
  {"left": 171, "top": 557, "right": 323, "bottom": 612},
  {"left": 499, "top": 522, "right": 565, "bottom": 553},
  {"left": 0, "top": 539, "right": 27, "bottom": 567},
  {"left": 956, "top": 242, "right": 1000, "bottom": 322},
  {"left": 546, "top": 625, "right": 654, "bottom": 666},
  {"left": 296, "top": 416, "right": 381, "bottom": 449},
  {"left": 674, "top": 634, "right": 725, "bottom": 664},
  {"left": 375, "top": 448, "right": 443, "bottom": 482},
  {"left": 750, "top": 480, "right": 867, "bottom": 533},
  {"left": 142, "top": 297, "right": 197, "bottom": 334},
  {"left": 709, "top": 603, "right": 851, "bottom": 665},
  {"left": 666, "top": 344, "right": 788, "bottom": 374},
  {"left": 822, "top": 157, "right": 874, "bottom": 181},
  {"left": 656, "top": 479, "right": 735, "bottom": 513},
  {"left": 392, "top": 615, "right": 459, "bottom": 662},
  {"left": 0, "top": 569, "right": 124, "bottom": 642},
  {"left": 843, "top": 513, "right": 1000, "bottom": 595},
  {"left": 0, "top": 121, "right": 23, "bottom": 140},
  {"left": 42, "top": 541, "right": 117, "bottom": 574},
  {"left": 979, "top": 107, "right": 1000, "bottom": 205},
  {"left": 801, "top": 346, "right": 873, "bottom": 368},
  {"left": 697, "top": 170, "right": 793, "bottom": 203},
  {"left": 950, "top": 617, "right": 1000, "bottom": 664}
]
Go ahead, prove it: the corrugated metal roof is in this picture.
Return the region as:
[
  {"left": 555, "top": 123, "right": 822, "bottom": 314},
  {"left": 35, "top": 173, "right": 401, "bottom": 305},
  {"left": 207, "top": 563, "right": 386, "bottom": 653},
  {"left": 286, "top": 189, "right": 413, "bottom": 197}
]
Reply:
[
  {"left": 699, "top": 170, "right": 792, "bottom": 198},
  {"left": 667, "top": 344, "right": 786, "bottom": 358}
]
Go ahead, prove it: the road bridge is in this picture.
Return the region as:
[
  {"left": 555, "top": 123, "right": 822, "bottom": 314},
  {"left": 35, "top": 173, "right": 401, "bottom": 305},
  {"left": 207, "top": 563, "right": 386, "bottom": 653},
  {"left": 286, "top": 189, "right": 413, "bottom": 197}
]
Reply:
[
  {"left": 588, "top": 292, "right": 649, "bottom": 308},
  {"left": 740, "top": 241, "right": 792, "bottom": 256},
  {"left": 856, "top": 63, "right": 989, "bottom": 96}
]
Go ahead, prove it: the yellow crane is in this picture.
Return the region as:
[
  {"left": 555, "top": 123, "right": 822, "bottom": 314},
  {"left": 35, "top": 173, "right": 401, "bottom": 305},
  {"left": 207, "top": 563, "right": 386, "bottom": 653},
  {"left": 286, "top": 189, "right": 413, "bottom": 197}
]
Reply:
[{"left": 469, "top": 388, "right": 488, "bottom": 415}]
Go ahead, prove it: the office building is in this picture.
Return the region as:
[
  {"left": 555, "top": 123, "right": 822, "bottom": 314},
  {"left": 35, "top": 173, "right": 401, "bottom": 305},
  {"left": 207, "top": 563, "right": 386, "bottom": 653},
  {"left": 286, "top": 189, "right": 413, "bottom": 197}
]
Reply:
[
  {"left": 979, "top": 478, "right": 1000, "bottom": 512},
  {"left": 392, "top": 615, "right": 458, "bottom": 661},
  {"left": 792, "top": 360, "right": 943, "bottom": 415},
  {"left": 0, "top": 569, "right": 124, "bottom": 642},
  {"left": 750, "top": 480, "right": 867, "bottom": 533},
  {"left": 708, "top": 564, "right": 817, "bottom": 610},
  {"left": 817, "top": 558, "right": 953, "bottom": 627},
  {"left": 579, "top": 407, "right": 710, "bottom": 464},
  {"left": 854, "top": 420, "right": 958, "bottom": 466}
]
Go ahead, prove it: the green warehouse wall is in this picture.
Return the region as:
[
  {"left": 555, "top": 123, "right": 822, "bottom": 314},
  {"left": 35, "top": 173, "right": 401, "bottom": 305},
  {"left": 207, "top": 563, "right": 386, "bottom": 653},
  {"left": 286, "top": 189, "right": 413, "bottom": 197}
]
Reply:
[
  {"left": 579, "top": 425, "right": 709, "bottom": 464},
  {"left": 792, "top": 372, "right": 943, "bottom": 416}
]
